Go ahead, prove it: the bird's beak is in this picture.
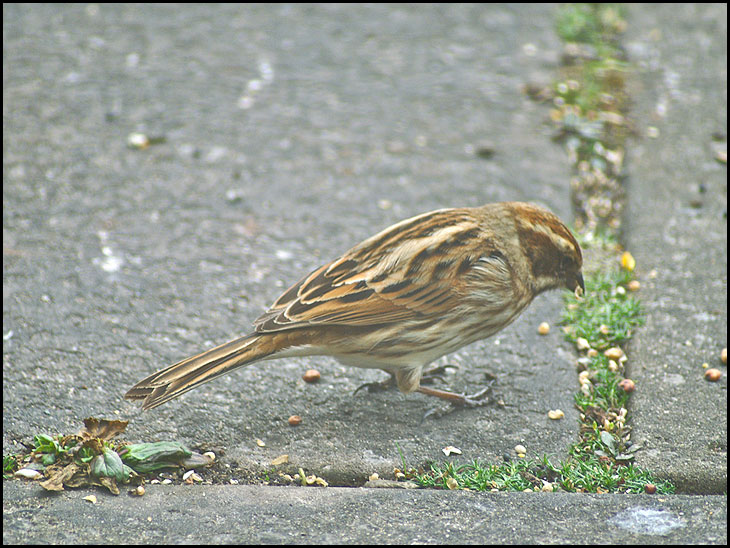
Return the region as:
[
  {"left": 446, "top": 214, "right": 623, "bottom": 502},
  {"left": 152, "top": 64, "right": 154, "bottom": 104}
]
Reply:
[{"left": 573, "top": 272, "right": 585, "bottom": 300}]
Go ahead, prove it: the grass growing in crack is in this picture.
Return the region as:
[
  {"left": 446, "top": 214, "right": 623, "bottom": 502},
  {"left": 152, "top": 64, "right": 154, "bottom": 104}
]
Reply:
[{"left": 401, "top": 451, "right": 674, "bottom": 495}]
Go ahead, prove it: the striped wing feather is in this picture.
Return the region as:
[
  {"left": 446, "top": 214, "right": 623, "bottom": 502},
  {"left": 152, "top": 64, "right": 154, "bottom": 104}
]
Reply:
[{"left": 253, "top": 208, "right": 506, "bottom": 332}]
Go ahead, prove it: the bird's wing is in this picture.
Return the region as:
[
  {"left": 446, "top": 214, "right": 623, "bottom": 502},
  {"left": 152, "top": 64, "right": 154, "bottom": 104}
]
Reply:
[{"left": 253, "top": 208, "right": 513, "bottom": 332}]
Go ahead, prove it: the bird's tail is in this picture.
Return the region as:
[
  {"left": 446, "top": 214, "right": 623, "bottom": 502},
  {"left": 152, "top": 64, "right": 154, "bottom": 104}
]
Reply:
[{"left": 125, "top": 333, "right": 275, "bottom": 410}]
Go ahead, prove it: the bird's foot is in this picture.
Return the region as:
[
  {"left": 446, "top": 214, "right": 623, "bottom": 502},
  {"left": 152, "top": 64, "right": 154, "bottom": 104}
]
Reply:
[
  {"left": 419, "top": 374, "right": 497, "bottom": 420},
  {"left": 353, "top": 373, "right": 395, "bottom": 396}
]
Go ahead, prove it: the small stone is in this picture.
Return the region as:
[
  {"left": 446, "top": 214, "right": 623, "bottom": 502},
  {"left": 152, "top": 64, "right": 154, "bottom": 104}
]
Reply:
[
  {"left": 288, "top": 415, "right": 302, "bottom": 426},
  {"left": 14, "top": 468, "right": 42, "bottom": 480},
  {"left": 547, "top": 409, "right": 564, "bottom": 420},
  {"left": 604, "top": 347, "right": 624, "bottom": 361},
  {"left": 537, "top": 322, "right": 550, "bottom": 335},
  {"left": 644, "top": 483, "right": 657, "bottom": 494},
  {"left": 618, "top": 378, "right": 635, "bottom": 392},
  {"left": 183, "top": 470, "right": 202, "bottom": 483},
  {"left": 620, "top": 251, "right": 636, "bottom": 272},
  {"left": 271, "top": 454, "right": 289, "bottom": 466},
  {"left": 576, "top": 337, "right": 591, "bottom": 351},
  {"left": 126, "top": 132, "right": 150, "bottom": 149},
  {"left": 302, "top": 369, "right": 321, "bottom": 383},
  {"left": 704, "top": 368, "right": 722, "bottom": 382}
]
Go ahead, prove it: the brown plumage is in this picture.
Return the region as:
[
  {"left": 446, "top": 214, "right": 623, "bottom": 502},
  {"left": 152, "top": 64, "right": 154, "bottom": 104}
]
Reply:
[{"left": 125, "top": 201, "right": 584, "bottom": 410}]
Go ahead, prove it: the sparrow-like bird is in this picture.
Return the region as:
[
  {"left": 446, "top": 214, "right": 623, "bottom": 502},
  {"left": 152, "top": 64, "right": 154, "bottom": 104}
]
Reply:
[{"left": 126, "top": 201, "right": 584, "bottom": 410}]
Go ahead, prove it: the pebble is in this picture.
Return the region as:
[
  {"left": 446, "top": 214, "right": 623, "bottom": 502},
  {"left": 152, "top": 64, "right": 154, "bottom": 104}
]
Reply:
[
  {"left": 14, "top": 468, "right": 42, "bottom": 480},
  {"left": 604, "top": 347, "right": 624, "bottom": 361},
  {"left": 576, "top": 337, "right": 591, "bottom": 351},
  {"left": 442, "top": 446, "right": 462, "bottom": 456},
  {"left": 271, "top": 454, "right": 289, "bottom": 466},
  {"left": 620, "top": 251, "right": 636, "bottom": 271},
  {"left": 288, "top": 415, "right": 302, "bottom": 426},
  {"left": 618, "top": 378, "right": 635, "bottom": 392},
  {"left": 704, "top": 368, "right": 722, "bottom": 382},
  {"left": 126, "top": 132, "right": 150, "bottom": 149},
  {"left": 548, "top": 409, "right": 565, "bottom": 420},
  {"left": 302, "top": 369, "right": 320, "bottom": 383}
]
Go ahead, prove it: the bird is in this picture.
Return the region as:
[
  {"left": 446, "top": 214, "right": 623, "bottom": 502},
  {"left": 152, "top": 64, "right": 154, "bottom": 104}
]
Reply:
[{"left": 125, "top": 201, "right": 584, "bottom": 411}]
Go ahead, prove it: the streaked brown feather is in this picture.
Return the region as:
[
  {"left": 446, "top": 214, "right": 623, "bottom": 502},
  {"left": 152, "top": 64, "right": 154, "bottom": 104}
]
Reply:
[{"left": 253, "top": 208, "right": 504, "bottom": 332}]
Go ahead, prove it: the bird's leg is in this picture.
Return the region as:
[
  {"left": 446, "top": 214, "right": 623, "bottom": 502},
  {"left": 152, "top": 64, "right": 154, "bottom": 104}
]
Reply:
[
  {"left": 417, "top": 383, "right": 494, "bottom": 407},
  {"left": 418, "top": 372, "right": 498, "bottom": 420},
  {"left": 419, "top": 363, "right": 459, "bottom": 385}
]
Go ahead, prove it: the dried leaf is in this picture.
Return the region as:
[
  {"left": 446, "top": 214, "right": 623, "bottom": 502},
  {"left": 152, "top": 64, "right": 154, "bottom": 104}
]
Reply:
[{"left": 80, "top": 417, "right": 128, "bottom": 441}]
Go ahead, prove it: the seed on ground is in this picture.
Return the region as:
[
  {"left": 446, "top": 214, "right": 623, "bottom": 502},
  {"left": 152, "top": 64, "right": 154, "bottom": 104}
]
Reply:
[{"left": 704, "top": 368, "right": 722, "bottom": 382}]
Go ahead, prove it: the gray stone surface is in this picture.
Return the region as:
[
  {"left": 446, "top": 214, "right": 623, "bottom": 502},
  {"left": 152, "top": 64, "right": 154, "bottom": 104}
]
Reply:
[
  {"left": 3, "top": 2, "right": 577, "bottom": 479},
  {"left": 3, "top": 481, "right": 726, "bottom": 545},
  {"left": 623, "top": 2, "right": 727, "bottom": 495}
]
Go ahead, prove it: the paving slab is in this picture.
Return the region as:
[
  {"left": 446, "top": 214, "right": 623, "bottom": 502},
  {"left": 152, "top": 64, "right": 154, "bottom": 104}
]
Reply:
[
  {"left": 623, "top": 2, "right": 727, "bottom": 495},
  {"left": 3, "top": 2, "right": 577, "bottom": 482},
  {"left": 3, "top": 482, "right": 726, "bottom": 545}
]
